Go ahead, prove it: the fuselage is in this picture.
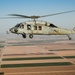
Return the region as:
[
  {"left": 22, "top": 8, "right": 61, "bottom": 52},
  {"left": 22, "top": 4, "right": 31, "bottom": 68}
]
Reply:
[{"left": 9, "top": 20, "right": 75, "bottom": 35}]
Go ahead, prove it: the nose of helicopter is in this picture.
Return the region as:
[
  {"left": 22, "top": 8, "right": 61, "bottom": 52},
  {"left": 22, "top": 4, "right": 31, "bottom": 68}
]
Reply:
[
  {"left": 6, "top": 28, "right": 14, "bottom": 34},
  {"left": 9, "top": 28, "right": 14, "bottom": 33},
  {"left": 9, "top": 27, "right": 18, "bottom": 33}
]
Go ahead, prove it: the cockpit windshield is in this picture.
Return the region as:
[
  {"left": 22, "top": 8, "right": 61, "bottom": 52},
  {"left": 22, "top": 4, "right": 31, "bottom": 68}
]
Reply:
[
  {"left": 15, "top": 23, "right": 24, "bottom": 29},
  {"left": 15, "top": 24, "right": 20, "bottom": 27}
]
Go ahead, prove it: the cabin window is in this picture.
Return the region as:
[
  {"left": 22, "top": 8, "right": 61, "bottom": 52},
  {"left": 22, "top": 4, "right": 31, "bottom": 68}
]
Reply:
[
  {"left": 27, "top": 25, "right": 31, "bottom": 30},
  {"left": 49, "top": 24, "right": 58, "bottom": 28},
  {"left": 34, "top": 26, "right": 37, "bottom": 30},
  {"left": 38, "top": 26, "right": 42, "bottom": 30}
]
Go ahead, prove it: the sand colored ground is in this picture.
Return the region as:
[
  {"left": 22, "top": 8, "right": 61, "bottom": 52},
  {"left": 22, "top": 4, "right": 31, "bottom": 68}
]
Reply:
[
  {"left": 0, "top": 37, "right": 75, "bottom": 75},
  {"left": 1, "top": 66, "right": 75, "bottom": 75}
]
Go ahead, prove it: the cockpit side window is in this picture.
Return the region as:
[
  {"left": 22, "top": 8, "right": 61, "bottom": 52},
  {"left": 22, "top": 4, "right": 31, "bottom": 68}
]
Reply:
[
  {"left": 49, "top": 24, "right": 58, "bottom": 28},
  {"left": 27, "top": 25, "right": 31, "bottom": 30},
  {"left": 20, "top": 24, "right": 24, "bottom": 29}
]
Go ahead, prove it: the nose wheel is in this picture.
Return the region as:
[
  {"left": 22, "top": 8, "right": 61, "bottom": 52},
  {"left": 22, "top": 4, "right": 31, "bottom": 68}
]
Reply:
[
  {"left": 29, "top": 34, "right": 33, "bottom": 38},
  {"left": 22, "top": 33, "right": 26, "bottom": 38}
]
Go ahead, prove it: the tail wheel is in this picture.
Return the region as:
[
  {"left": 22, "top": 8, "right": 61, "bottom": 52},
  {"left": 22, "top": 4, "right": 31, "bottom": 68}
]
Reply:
[
  {"left": 22, "top": 33, "right": 26, "bottom": 38},
  {"left": 29, "top": 34, "right": 33, "bottom": 38}
]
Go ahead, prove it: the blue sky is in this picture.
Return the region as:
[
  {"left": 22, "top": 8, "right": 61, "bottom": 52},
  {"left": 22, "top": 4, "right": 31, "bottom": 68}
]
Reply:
[{"left": 0, "top": 0, "right": 75, "bottom": 34}]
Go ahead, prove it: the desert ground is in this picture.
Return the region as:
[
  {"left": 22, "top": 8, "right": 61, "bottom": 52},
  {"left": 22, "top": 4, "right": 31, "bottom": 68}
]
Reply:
[{"left": 0, "top": 34, "right": 75, "bottom": 75}]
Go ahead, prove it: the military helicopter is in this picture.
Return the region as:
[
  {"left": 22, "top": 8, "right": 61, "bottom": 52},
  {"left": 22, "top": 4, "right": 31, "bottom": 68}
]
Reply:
[{"left": 1, "top": 10, "right": 75, "bottom": 40}]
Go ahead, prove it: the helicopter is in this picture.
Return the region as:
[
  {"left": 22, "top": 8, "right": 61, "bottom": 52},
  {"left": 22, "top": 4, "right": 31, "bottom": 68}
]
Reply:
[{"left": 1, "top": 10, "right": 75, "bottom": 40}]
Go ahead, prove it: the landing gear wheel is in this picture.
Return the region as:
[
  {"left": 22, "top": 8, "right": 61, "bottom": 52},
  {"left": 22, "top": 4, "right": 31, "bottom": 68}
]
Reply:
[
  {"left": 22, "top": 33, "right": 26, "bottom": 38},
  {"left": 67, "top": 35, "right": 72, "bottom": 40},
  {"left": 29, "top": 34, "right": 33, "bottom": 38},
  {"left": 69, "top": 37, "right": 71, "bottom": 40}
]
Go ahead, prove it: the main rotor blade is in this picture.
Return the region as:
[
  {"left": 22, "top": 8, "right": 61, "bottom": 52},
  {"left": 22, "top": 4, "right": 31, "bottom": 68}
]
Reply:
[
  {"left": 9, "top": 14, "right": 31, "bottom": 18},
  {"left": 9, "top": 14, "right": 40, "bottom": 19},
  {"left": 0, "top": 10, "right": 75, "bottom": 19},
  {"left": 40, "top": 10, "right": 75, "bottom": 18},
  {"left": 0, "top": 17, "right": 25, "bottom": 19}
]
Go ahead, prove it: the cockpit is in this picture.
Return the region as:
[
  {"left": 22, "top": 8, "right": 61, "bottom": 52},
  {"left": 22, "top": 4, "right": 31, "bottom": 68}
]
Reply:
[
  {"left": 15, "top": 24, "right": 20, "bottom": 27},
  {"left": 15, "top": 23, "right": 24, "bottom": 29}
]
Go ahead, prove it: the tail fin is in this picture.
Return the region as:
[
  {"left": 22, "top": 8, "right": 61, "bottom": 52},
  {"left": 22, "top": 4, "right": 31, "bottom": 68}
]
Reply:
[{"left": 73, "top": 27, "right": 75, "bottom": 31}]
